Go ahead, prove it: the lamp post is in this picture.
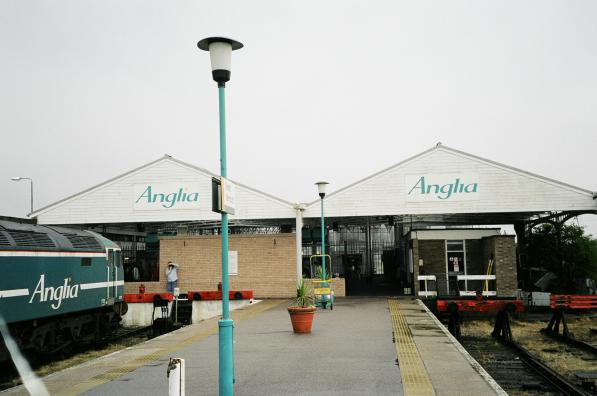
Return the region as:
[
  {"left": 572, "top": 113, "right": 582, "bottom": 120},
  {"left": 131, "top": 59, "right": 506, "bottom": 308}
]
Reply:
[
  {"left": 11, "top": 177, "right": 33, "bottom": 214},
  {"left": 315, "top": 182, "right": 329, "bottom": 300},
  {"left": 197, "top": 36, "right": 243, "bottom": 396}
]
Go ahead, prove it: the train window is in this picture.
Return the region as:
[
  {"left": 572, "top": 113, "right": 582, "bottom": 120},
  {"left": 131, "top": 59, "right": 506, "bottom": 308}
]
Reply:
[
  {"left": 81, "top": 257, "right": 92, "bottom": 266},
  {"left": 115, "top": 251, "right": 122, "bottom": 267}
]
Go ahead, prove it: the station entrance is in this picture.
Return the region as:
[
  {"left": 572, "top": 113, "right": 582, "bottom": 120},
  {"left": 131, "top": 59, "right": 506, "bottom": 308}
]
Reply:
[{"left": 302, "top": 220, "right": 407, "bottom": 296}]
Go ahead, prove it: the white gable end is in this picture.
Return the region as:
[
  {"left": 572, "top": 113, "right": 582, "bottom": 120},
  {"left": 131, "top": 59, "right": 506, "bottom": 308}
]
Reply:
[
  {"left": 303, "top": 147, "right": 596, "bottom": 218},
  {"left": 35, "top": 157, "right": 295, "bottom": 225}
]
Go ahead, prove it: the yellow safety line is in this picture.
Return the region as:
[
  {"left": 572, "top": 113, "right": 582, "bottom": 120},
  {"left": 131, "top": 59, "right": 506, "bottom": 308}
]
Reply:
[
  {"left": 52, "top": 300, "right": 285, "bottom": 396},
  {"left": 388, "top": 299, "right": 436, "bottom": 396}
]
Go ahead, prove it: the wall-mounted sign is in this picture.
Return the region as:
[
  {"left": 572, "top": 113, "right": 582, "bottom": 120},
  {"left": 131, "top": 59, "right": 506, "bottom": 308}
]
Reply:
[
  {"left": 229, "top": 251, "right": 238, "bottom": 276},
  {"left": 221, "top": 177, "right": 236, "bottom": 215},
  {"left": 211, "top": 177, "right": 236, "bottom": 215},
  {"left": 405, "top": 173, "right": 479, "bottom": 202},
  {"left": 133, "top": 182, "right": 201, "bottom": 210}
]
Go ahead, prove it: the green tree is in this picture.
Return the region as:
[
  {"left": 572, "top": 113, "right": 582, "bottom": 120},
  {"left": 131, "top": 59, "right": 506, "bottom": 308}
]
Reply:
[{"left": 523, "top": 223, "right": 597, "bottom": 292}]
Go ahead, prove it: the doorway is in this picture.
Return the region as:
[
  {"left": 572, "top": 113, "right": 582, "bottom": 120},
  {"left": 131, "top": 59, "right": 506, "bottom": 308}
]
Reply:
[{"left": 302, "top": 222, "right": 405, "bottom": 296}]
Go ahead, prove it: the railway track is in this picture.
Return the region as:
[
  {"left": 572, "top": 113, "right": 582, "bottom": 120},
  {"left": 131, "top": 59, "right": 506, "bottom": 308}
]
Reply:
[
  {"left": 461, "top": 335, "right": 593, "bottom": 395},
  {"left": 542, "top": 331, "right": 597, "bottom": 355},
  {"left": 104, "top": 324, "right": 153, "bottom": 342}
]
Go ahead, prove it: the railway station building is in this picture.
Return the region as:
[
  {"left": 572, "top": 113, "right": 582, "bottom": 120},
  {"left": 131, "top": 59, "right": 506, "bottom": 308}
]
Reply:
[{"left": 30, "top": 144, "right": 597, "bottom": 298}]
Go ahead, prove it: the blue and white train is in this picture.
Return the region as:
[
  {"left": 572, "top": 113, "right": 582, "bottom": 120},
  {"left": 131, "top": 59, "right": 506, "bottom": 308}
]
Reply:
[{"left": 0, "top": 220, "right": 126, "bottom": 358}]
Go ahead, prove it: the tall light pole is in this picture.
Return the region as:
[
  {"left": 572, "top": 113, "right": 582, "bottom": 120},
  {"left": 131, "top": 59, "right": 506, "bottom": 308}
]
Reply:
[
  {"left": 11, "top": 177, "right": 33, "bottom": 214},
  {"left": 315, "top": 181, "right": 329, "bottom": 304},
  {"left": 198, "top": 36, "right": 243, "bottom": 396}
]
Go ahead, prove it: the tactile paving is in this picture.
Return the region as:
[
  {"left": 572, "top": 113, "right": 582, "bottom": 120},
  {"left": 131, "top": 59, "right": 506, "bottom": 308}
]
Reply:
[{"left": 388, "top": 299, "right": 436, "bottom": 396}]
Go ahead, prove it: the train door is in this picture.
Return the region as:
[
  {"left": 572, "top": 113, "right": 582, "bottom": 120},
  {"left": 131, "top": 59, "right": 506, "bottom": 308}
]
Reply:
[{"left": 106, "top": 249, "right": 119, "bottom": 302}]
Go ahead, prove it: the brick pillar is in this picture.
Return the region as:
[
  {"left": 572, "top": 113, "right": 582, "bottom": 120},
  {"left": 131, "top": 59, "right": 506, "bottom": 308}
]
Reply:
[
  {"left": 412, "top": 239, "right": 420, "bottom": 296},
  {"left": 492, "top": 236, "right": 517, "bottom": 297}
]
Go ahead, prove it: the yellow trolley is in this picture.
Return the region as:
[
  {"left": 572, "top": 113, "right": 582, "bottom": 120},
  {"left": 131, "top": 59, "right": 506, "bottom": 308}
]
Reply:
[{"left": 310, "top": 254, "right": 334, "bottom": 310}]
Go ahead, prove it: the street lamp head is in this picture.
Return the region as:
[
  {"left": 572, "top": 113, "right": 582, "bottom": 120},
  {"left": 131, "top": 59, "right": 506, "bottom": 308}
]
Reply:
[
  {"left": 197, "top": 37, "right": 243, "bottom": 84},
  {"left": 11, "top": 177, "right": 22, "bottom": 181},
  {"left": 315, "top": 181, "right": 329, "bottom": 198}
]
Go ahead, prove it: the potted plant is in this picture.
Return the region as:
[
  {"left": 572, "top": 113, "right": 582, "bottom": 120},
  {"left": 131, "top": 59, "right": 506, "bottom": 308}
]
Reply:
[{"left": 287, "top": 278, "right": 316, "bottom": 333}]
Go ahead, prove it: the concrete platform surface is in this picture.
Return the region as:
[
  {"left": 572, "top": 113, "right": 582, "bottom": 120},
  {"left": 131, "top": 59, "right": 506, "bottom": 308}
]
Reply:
[
  {"left": 2, "top": 297, "right": 505, "bottom": 396},
  {"left": 83, "top": 298, "right": 402, "bottom": 396},
  {"left": 393, "top": 299, "right": 506, "bottom": 396}
]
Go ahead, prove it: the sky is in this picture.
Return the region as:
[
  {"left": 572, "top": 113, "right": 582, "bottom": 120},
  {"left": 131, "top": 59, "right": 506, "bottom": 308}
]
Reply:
[{"left": 1, "top": 1, "right": 596, "bottom": 234}]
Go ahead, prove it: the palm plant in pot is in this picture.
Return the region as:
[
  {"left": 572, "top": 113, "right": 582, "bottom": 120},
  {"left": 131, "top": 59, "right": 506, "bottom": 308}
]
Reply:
[{"left": 287, "top": 278, "right": 316, "bottom": 333}]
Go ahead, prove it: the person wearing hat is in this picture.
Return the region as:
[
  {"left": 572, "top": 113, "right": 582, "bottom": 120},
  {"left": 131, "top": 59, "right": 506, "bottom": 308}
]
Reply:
[{"left": 166, "top": 261, "right": 179, "bottom": 293}]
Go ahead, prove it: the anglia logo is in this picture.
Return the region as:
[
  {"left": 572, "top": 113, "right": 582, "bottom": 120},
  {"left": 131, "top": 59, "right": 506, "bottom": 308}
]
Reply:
[
  {"left": 133, "top": 182, "right": 201, "bottom": 210},
  {"left": 405, "top": 174, "right": 479, "bottom": 202},
  {"left": 29, "top": 274, "right": 79, "bottom": 310}
]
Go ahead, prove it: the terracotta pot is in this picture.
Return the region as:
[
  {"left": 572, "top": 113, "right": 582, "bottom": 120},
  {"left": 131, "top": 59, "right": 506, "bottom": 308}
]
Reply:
[{"left": 288, "top": 306, "right": 316, "bottom": 333}]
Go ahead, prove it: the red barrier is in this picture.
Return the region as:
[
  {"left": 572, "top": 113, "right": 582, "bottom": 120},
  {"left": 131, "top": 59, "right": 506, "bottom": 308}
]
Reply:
[
  {"left": 550, "top": 295, "right": 597, "bottom": 310},
  {"left": 187, "top": 290, "right": 254, "bottom": 301},
  {"left": 436, "top": 299, "right": 524, "bottom": 313},
  {"left": 124, "top": 293, "right": 174, "bottom": 303}
]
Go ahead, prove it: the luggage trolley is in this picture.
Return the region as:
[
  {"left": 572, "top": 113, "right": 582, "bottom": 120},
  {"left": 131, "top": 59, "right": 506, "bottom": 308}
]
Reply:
[{"left": 309, "top": 254, "right": 334, "bottom": 310}]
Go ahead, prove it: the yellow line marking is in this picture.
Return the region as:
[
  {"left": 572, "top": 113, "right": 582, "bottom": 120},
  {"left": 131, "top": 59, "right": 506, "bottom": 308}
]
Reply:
[
  {"left": 49, "top": 300, "right": 285, "bottom": 396},
  {"left": 388, "top": 299, "right": 436, "bottom": 396}
]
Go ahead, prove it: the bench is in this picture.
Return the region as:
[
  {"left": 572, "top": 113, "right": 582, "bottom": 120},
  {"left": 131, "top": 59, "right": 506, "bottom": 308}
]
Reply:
[
  {"left": 417, "top": 275, "right": 437, "bottom": 298},
  {"left": 456, "top": 274, "right": 496, "bottom": 297}
]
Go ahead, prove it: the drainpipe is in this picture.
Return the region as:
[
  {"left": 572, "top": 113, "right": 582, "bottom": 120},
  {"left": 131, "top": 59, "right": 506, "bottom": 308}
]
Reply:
[{"left": 294, "top": 204, "right": 306, "bottom": 285}]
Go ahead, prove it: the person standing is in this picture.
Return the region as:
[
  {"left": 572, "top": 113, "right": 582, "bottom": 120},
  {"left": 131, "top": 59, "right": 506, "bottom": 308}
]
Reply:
[
  {"left": 166, "top": 261, "right": 179, "bottom": 293},
  {"left": 132, "top": 265, "right": 140, "bottom": 281}
]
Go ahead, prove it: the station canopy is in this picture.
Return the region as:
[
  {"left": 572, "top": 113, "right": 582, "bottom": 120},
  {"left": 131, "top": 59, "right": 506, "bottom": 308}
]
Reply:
[
  {"left": 32, "top": 145, "right": 596, "bottom": 229},
  {"left": 300, "top": 144, "right": 596, "bottom": 227}
]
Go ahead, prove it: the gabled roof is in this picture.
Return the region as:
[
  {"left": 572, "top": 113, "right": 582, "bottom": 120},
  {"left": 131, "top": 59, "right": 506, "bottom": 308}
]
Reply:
[
  {"left": 304, "top": 143, "right": 595, "bottom": 209},
  {"left": 31, "top": 155, "right": 295, "bottom": 218}
]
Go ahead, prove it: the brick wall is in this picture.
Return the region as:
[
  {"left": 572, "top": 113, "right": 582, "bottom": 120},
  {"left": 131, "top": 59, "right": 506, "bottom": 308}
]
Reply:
[
  {"left": 418, "top": 240, "right": 447, "bottom": 295},
  {"left": 484, "top": 236, "right": 517, "bottom": 297},
  {"left": 465, "top": 240, "right": 484, "bottom": 275},
  {"left": 125, "top": 234, "right": 296, "bottom": 298},
  {"left": 123, "top": 234, "right": 347, "bottom": 299},
  {"left": 412, "top": 240, "right": 420, "bottom": 295}
]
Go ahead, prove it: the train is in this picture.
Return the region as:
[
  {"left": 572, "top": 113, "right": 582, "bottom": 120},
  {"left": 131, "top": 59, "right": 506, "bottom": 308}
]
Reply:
[{"left": 0, "top": 220, "right": 126, "bottom": 360}]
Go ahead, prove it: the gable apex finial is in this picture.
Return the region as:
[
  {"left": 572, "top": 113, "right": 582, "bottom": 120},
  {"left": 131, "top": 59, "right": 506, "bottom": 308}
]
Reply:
[{"left": 435, "top": 142, "right": 442, "bottom": 147}]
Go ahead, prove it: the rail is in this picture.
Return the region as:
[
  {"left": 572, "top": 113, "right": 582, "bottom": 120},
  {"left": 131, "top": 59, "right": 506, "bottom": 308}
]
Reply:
[{"left": 505, "top": 339, "right": 591, "bottom": 396}]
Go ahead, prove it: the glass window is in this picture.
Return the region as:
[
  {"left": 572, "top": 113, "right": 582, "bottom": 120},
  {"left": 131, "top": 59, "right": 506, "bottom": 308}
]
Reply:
[
  {"left": 446, "top": 240, "right": 465, "bottom": 273},
  {"left": 446, "top": 240, "right": 464, "bottom": 251}
]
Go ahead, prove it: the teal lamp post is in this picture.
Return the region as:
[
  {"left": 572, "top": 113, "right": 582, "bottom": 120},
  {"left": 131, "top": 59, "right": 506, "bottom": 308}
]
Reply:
[
  {"left": 315, "top": 181, "right": 329, "bottom": 306},
  {"left": 197, "top": 36, "right": 243, "bottom": 396}
]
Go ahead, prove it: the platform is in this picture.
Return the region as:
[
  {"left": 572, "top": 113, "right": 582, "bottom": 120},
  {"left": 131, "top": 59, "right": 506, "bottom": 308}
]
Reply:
[{"left": 2, "top": 298, "right": 505, "bottom": 395}]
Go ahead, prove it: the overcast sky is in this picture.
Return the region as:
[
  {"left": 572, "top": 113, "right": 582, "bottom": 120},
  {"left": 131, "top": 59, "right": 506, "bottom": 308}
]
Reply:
[{"left": 1, "top": 1, "right": 596, "bottom": 233}]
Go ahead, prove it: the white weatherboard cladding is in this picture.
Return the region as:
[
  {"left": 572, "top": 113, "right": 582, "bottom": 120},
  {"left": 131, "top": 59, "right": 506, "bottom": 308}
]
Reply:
[
  {"left": 304, "top": 148, "right": 596, "bottom": 218},
  {"left": 36, "top": 159, "right": 295, "bottom": 224}
]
